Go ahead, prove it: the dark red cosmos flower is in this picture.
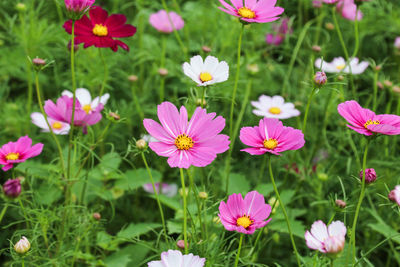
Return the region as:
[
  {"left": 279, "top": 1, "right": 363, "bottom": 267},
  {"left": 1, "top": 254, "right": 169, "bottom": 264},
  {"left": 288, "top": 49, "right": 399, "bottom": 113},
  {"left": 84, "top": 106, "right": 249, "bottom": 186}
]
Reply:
[{"left": 63, "top": 6, "right": 136, "bottom": 52}]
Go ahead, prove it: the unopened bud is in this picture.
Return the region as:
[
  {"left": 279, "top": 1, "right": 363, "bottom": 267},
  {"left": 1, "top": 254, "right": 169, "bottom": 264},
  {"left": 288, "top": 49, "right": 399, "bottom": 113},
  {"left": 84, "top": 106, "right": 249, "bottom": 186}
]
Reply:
[
  {"left": 3, "top": 178, "right": 22, "bottom": 198},
  {"left": 202, "top": 46, "right": 212, "bottom": 53},
  {"left": 16, "top": 3, "right": 26, "bottom": 12},
  {"left": 314, "top": 71, "right": 327, "bottom": 86},
  {"left": 312, "top": 45, "right": 321, "bottom": 53},
  {"left": 317, "top": 172, "right": 328, "bottom": 181},
  {"left": 384, "top": 80, "right": 393, "bottom": 87},
  {"left": 325, "top": 22, "right": 334, "bottom": 30},
  {"left": 374, "top": 65, "right": 382, "bottom": 72},
  {"left": 392, "top": 86, "right": 400, "bottom": 94},
  {"left": 108, "top": 112, "right": 120, "bottom": 121},
  {"left": 179, "top": 188, "right": 189, "bottom": 197},
  {"left": 93, "top": 212, "right": 101, "bottom": 220},
  {"left": 196, "top": 98, "right": 207, "bottom": 107},
  {"left": 377, "top": 81, "right": 384, "bottom": 90},
  {"left": 337, "top": 75, "right": 345, "bottom": 81},
  {"left": 177, "top": 240, "right": 186, "bottom": 249},
  {"left": 14, "top": 236, "right": 30, "bottom": 254},
  {"left": 128, "top": 75, "right": 138, "bottom": 82},
  {"left": 158, "top": 68, "right": 168, "bottom": 76},
  {"left": 198, "top": 192, "right": 208, "bottom": 199},
  {"left": 335, "top": 199, "right": 346, "bottom": 208},
  {"left": 246, "top": 64, "right": 259, "bottom": 75},
  {"left": 359, "top": 168, "right": 376, "bottom": 184},
  {"left": 32, "top": 58, "right": 46, "bottom": 66},
  {"left": 136, "top": 139, "right": 147, "bottom": 150}
]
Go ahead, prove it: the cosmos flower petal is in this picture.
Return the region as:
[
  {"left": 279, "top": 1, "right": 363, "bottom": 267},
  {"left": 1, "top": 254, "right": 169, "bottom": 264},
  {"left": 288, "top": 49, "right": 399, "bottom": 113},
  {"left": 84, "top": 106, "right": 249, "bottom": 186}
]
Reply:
[
  {"left": 328, "top": 221, "right": 347, "bottom": 237},
  {"left": 305, "top": 230, "right": 325, "bottom": 252},
  {"left": 310, "top": 220, "right": 329, "bottom": 242}
]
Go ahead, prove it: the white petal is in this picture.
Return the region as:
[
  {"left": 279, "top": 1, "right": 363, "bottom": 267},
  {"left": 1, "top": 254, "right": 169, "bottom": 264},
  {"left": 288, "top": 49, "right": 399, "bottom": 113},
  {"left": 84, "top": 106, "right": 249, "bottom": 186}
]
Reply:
[
  {"left": 189, "top": 55, "right": 204, "bottom": 75},
  {"left": 182, "top": 254, "right": 205, "bottom": 267},
  {"left": 305, "top": 230, "right": 325, "bottom": 252},
  {"left": 75, "top": 88, "right": 92, "bottom": 105},
  {"left": 161, "top": 250, "right": 183, "bottom": 266},
  {"left": 271, "top": 95, "right": 285, "bottom": 105},
  {"left": 310, "top": 220, "right": 329, "bottom": 242},
  {"left": 183, "top": 62, "right": 202, "bottom": 85},
  {"left": 328, "top": 221, "right": 347, "bottom": 237},
  {"left": 211, "top": 61, "right": 229, "bottom": 83},
  {"left": 148, "top": 261, "right": 165, "bottom": 267},
  {"left": 61, "top": 90, "right": 73, "bottom": 98},
  {"left": 31, "top": 112, "right": 49, "bottom": 130},
  {"left": 203, "top": 56, "right": 219, "bottom": 73}
]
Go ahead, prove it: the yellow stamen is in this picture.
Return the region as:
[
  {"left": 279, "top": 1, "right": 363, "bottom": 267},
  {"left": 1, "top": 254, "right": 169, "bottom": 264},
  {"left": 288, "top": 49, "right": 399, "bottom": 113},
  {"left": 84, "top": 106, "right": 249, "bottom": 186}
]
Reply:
[
  {"left": 175, "top": 134, "right": 194, "bottom": 150},
  {"left": 52, "top": 122, "right": 63, "bottom": 130},
  {"left": 336, "top": 64, "right": 346, "bottom": 70},
  {"left": 364, "top": 119, "right": 380, "bottom": 129},
  {"left": 92, "top": 24, "right": 108, "bottom": 37},
  {"left": 236, "top": 215, "right": 253, "bottom": 229},
  {"left": 6, "top": 153, "right": 19, "bottom": 161},
  {"left": 82, "top": 104, "right": 92, "bottom": 114},
  {"left": 238, "top": 7, "right": 256, "bottom": 19},
  {"left": 263, "top": 139, "right": 278, "bottom": 150},
  {"left": 200, "top": 72, "right": 213, "bottom": 83},
  {"left": 269, "top": 107, "right": 281, "bottom": 115}
]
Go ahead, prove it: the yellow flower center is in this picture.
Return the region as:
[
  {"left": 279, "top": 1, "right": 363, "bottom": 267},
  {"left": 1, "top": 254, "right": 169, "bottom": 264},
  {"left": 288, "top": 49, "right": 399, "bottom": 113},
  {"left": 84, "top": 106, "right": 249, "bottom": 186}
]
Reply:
[
  {"left": 52, "top": 122, "right": 63, "bottom": 130},
  {"left": 6, "top": 152, "right": 19, "bottom": 161},
  {"left": 236, "top": 215, "right": 253, "bottom": 229},
  {"left": 92, "top": 24, "right": 108, "bottom": 36},
  {"left": 336, "top": 64, "right": 346, "bottom": 70},
  {"left": 200, "top": 72, "right": 213, "bottom": 83},
  {"left": 364, "top": 119, "right": 380, "bottom": 129},
  {"left": 238, "top": 7, "right": 256, "bottom": 19},
  {"left": 263, "top": 139, "right": 278, "bottom": 150},
  {"left": 269, "top": 107, "right": 281, "bottom": 115},
  {"left": 82, "top": 104, "right": 92, "bottom": 114},
  {"left": 175, "top": 134, "right": 194, "bottom": 150}
]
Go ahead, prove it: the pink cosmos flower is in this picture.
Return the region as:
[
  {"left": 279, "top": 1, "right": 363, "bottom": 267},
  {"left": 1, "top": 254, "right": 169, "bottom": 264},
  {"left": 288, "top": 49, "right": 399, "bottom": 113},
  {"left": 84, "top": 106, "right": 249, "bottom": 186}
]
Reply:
[
  {"left": 143, "top": 102, "right": 230, "bottom": 169},
  {"left": 265, "top": 17, "right": 291, "bottom": 46},
  {"left": 337, "top": 0, "right": 363, "bottom": 21},
  {"left": 394, "top": 37, "right": 400, "bottom": 50},
  {"left": 64, "top": 0, "right": 95, "bottom": 13},
  {"left": 218, "top": 191, "right": 272, "bottom": 234},
  {"left": 323, "top": 0, "right": 339, "bottom": 4},
  {"left": 240, "top": 118, "right": 305, "bottom": 156},
  {"left": 142, "top": 182, "right": 178, "bottom": 197},
  {"left": 305, "top": 220, "right": 347, "bottom": 254},
  {"left": 359, "top": 168, "right": 376, "bottom": 184},
  {"left": 148, "top": 250, "right": 205, "bottom": 267},
  {"left": 218, "top": 0, "right": 284, "bottom": 24},
  {"left": 149, "top": 10, "right": 184, "bottom": 33},
  {"left": 0, "top": 136, "right": 44, "bottom": 171},
  {"left": 337, "top": 100, "right": 400, "bottom": 136},
  {"left": 388, "top": 185, "right": 400, "bottom": 206},
  {"left": 312, "top": 0, "right": 323, "bottom": 8}
]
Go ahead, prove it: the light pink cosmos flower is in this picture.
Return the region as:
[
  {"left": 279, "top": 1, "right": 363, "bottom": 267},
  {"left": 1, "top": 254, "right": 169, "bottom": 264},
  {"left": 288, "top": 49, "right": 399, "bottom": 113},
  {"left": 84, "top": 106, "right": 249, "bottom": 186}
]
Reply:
[
  {"left": 388, "top": 185, "right": 400, "bottom": 206},
  {"left": 148, "top": 250, "right": 205, "bottom": 267},
  {"left": 149, "top": 10, "right": 184, "bottom": 33},
  {"left": 143, "top": 182, "right": 178, "bottom": 197},
  {"left": 240, "top": 118, "right": 305, "bottom": 156},
  {"left": 0, "top": 136, "right": 44, "bottom": 171},
  {"left": 265, "top": 17, "right": 291, "bottom": 46},
  {"left": 337, "top": 100, "right": 400, "bottom": 136},
  {"left": 337, "top": 0, "right": 363, "bottom": 21},
  {"left": 218, "top": 0, "right": 284, "bottom": 24},
  {"left": 31, "top": 112, "right": 71, "bottom": 135},
  {"left": 315, "top": 57, "right": 369, "bottom": 74},
  {"left": 305, "top": 220, "right": 347, "bottom": 254},
  {"left": 394, "top": 37, "right": 400, "bottom": 50},
  {"left": 143, "top": 102, "right": 230, "bottom": 169},
  {"left": 218, "top": 191, "right": 272, "bottom": 234},
  {"left": 251, "top": 95, "right": 300, "bottom": 119}
]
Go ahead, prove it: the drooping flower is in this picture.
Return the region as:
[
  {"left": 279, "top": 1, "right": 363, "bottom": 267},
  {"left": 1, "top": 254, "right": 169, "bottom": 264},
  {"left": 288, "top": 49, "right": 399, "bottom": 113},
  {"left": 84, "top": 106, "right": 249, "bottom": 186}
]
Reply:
[
  {"left": 62, "top": 88, "right": 109, "bottom": 114},
  {"left": 305, "top": 220, "right": 347, "bottom": 254},
  {"left": 218, "top": 0, "right": 284, "bottom": 23},
  {"left": 265, "top": 17, "right": 291, "bottom": 46},
  {"left": 63, "top": 6, "right": 137, "bottom": 52},
  {"left": 388, "top": 185, "right": 400, "bottom": 206},
  {"left": 14, "top": 236, "right": 31, "bottom": 254},
  {"left": 149, "top": 10, "right": 184, "bottom": 33},
  {"left": 240, "top": 118, "right": 305, "bottom": 156},
  {"left": 337, "top": 100, "right": 400, "bottom": 136},
  {"left": 64, "top": 0, "right": 95, "bottom": 20},
  {"left": 337, "top": 0, "right": 363, "bottom": 21},
  {"left": 143, "top": 183, "right": 178, "bottom": 197},
  {"left": 2, "top": 178, "right": 21, "bottom": 198},
  {"left": 31, "top": 112, "right": 71, "bottom": 135},
  {"left": 315, "top": 57, "right": 369, "bottom": 74},
  {"left": 251, "top": 95, "right": 300, "bottom": 119},
  {"left": 359, "top": 168, "right": 377, "bottom": 184},
  {"left": 218, "top": 191, "right": 272, "bottom": 234},
  {"left": 0, "top": 136, "right": 44, "bottom": 171},
  {"left": 143, "top": 102, "right": 230, "bottom": 168},
  {"left": 182, "top": 55, "right": 229, "bottom": 86},
  {"left": 148, "top": 250, "right": 205, "bottom": 267}
]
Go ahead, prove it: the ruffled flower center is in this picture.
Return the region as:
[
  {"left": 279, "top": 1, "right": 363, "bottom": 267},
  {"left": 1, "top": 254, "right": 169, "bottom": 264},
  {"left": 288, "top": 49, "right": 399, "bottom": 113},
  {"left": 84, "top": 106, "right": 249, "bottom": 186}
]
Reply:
[
  {"left": 336, "top": 64, "right": 346, "bottom": 70},
  {"left": 175, "top": 134, "right": 194, "bottom": 150},
  {"left": 263, "top": 139, "right": 278, "bottom": 150},
  {"left": 238, "top": 7, "right": 256, "bottom": 19},
  {"left": 200, "top": 72, "right": 213, "bottom": 82},
  {"left": 268, "top": 107, "right": 281, "bottom": 114},
  {"left": 82, "top": 104, "right": 92, "bottom": 114},
  {"left": 236, "top": 215, "right": 253, "bottom": 229},
  {"left": 52, "top": 122, "right": 63, "bottom": 130},
  {"left": 6, "top": 152, "right": 19, "bottom": 161},
  {"left": 364, "top": 119, "right": 380, "bottom": 129},
  {"left": 93, "top": 24, "right": 108, "bottom": 36}
]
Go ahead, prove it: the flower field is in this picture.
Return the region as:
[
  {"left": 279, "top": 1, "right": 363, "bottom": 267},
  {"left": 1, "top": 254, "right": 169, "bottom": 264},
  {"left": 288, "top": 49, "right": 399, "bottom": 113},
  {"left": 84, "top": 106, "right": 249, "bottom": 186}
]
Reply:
[{"left": 1, "top": 0, "right": 400, "bottom": 266}]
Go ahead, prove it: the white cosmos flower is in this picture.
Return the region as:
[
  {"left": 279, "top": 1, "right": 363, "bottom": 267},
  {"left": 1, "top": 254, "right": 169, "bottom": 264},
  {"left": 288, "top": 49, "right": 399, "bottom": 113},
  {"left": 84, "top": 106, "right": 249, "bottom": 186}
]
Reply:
[
  {"left": 182, "top": 55, "right": 229, "bottom": 86},
  {"left": 31, "top": 112, "right": 70, "bottom": 135},
  {"left": 62, "top": 88, "right": 110, "bottom": 114},
  {"left": 251, "top": 95, "right": 300, "bottom": 119},
  {"left": 305, "top": 220, "right": 347, "bottom": 254},
  {"left": 148, "top": 250, "right": 205, "bottom": 267},
  {"left": 315, "top": 57, "right": 369, "bottom": 74}
]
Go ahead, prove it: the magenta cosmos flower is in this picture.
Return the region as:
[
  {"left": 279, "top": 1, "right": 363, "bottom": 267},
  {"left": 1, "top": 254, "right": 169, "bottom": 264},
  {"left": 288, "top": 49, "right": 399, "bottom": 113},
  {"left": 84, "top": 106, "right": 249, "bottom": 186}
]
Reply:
[
  {"left": 265, "top": 17, "right": 291, "bottom": 46},
  {"left": 218, "top": 0, "right": 284, "bottom": 23},
  {"left": 63, "top": 6, "right": 137, "bottom": 52},
  {"left": 305, "top": 220, "right": 347, "bottom": 254},
  {"left": 149, "top": 10, "right": 184, "bottom": 33},
  {"left": 240, "top": 118, "right": 305, "bottom": 155},
  {"left": 338, "top": 100, "right": 400, "bottom": 136},
  {"left": 3, "top": 178, "right": 21, "bottom": 198},
  {"left": 143, "top": 102, "right": 230, "bottom": 169},
  {"left": 218, "top": 191, "right": 272, "bottom": 234},
  {"left": 148, "top": 250, "right": 205, "bottom": 267},
  {"left": 389, "top": 185, "right": 400, "bottom": 206},
  {"left": 0, "top": 136, "right": 44, "bottom": 171},
  {"left": 64, "top": 0, "right": 95, "bottom": 15}
]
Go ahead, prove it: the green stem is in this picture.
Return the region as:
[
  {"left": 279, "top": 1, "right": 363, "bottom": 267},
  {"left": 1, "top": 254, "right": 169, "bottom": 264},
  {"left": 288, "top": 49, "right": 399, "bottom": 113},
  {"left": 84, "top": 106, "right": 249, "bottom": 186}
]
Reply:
[
  {"left": 22, "top": 258, "right": 25, "bottom": 267},
  {"left": 303, "top": 87, "right": 317, "bottom": 135},
  {"left": 131, "top": 84, "right": 144, "bottom": 123},
  {"left": 179, "top": 168, "right": 188, "bottom": 254},
  {"left": 330, "top": 258, "right": 334, "bottom": 267},
  {"left": 159, "top": 36, "right": 167, "bottom": 102},
  {"left": 18, "top": 198, "right": 30, "bottom": 228},
  {"left": 234, "top": 234, "right": 244, "bottom": 267},
  {"left": 0, "top": 204, "right": 8, "bottom": 224},
  {"left": 201, "top": 86, "right": 206, "bottom": 109},
  {"left": 268, "top": 156, "right": 301, "bottom": 267},
  {"left": 351, "top": 6, "right": 360, "bottom": 59},
  {"left": 141, "top": 153, "right": 168, "bottom": 243},
  {"left": 98, "top": 48, "right": 109, "bottom": 98},
  {"left": 187, "top": 169, "right": 205, "bottom": 240},
  {"left": 372, "top": 70, "right": 378, "bottom": 110},
  {"left": 351, "top": 139, "right": 370, "bottom": 264}
]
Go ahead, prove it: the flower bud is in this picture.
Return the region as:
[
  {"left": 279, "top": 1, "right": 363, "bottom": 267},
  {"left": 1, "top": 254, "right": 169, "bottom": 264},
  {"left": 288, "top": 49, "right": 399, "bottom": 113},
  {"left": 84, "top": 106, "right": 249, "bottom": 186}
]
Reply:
[
  {"left": 195, "top": 98, "right": 207, "bottom": 107},
  {"left": 395, "top": 37, "right": 400, "bottom": 50},
  {"left": 16, "top": 3, "right": 27, "bottom": 12},
  {"left": 335, "top": 199, "right": 346, "bottom": 209},
  {"left": 312, "top": 45, "right": 321, "bottom": 53},
  {"left": 317, "top": 172, "right": 328, "bottom": 181},
  {"left": 32, "top": 58, "right": 46, "bottom": 66},
  {"left": 359, "top": 168, "right": 376, "bottom": 184},
  {"left": 14, "top": 236, "right": 30, "bottom": 254},
  {"left": 93, "top": 212, "right": 101, "bottom": 220},
  {"left": 67, "top": 40, "right": 79, "bottom": 53},
  {"left": 325, "top": 22, "right": 334, "bottom": 30},
  {"left": 136, "top": 139, "right": 147, "bottom": 150},
  {"left": 158, "top": 68, "right": 168, "bottom": 76},
  {"left": 177, "top": 240, "right": 186, "bottom": 249},
  {"left": 198, "top": 192, "right": 208, "bottom": 199},
  {"left": 314, "top": 71, "right": 327, "bottom": 87},
  {"left": 246, "top": 64, "right": 259, "bottom": 75},
  {"left": 384, "top": 80, "right": 393, "bottom": 88},
  {"left": 312, "top": 0, "right": 323, "bottom": 8},
  {"left": 128, "top": 75, "right": 138, "bottom": 82},
  {"left": 202, "top": 46, "right": 212, "bottom": 53},
  {"left": 179, "top": 187, "right": 189, "bottom": 197},
  {"left": 65, "top": 0, "right": 95, "bottom": 20},
  {"left": 393, "top": 86, "right": 400, "bottom": 94},
  {"left": 3, "top": 178, "right": 21, "bottom": 198},
  {"left": 374, "top": 65, "right": 382, "bottom": 72},
  {"left": 108, "top": 112, "right": 120, "bottom": 121},
  {"left": 337, "top": 75, "right": 345, "bottom": 81},
  {"left": 388, "top": 190, "right": 396, "bottom": 202}
]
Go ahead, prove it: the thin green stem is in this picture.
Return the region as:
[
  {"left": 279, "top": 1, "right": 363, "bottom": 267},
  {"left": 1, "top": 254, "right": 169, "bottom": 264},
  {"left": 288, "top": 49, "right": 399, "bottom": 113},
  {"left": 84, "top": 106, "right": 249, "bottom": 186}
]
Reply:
[
  {"left": 187, "top": 169, "right": 205, "bottom": 240},
  {"left": 0, "top": 204, "right": 8, "bottom": 224},
  {"left": 98, "top": 48, "right": 109, "bottom": 98},
  {"left": 131, "top": 84, "right": 144, "bottom": 123},
  {"left": 372, "top": 70, "right": 379, "bottom": 110},
  {"left": 303, "top": 87, "right": 317, "bottom": 135},
  {"left": 22, "top": 258, "right": 25, "bottom": 267},
  {"left": 18, "top": 198, "right": 30, "bottom": 228},
  {"left": 179, "top": 168, "right": 188, "bottom": 254},
  {"left": 330, "top": 258, "right": 334, "bottom": 267},
  {"left": 141, "top": 153, "right": 168, "bottom": 243},
  {"left": 351, "top": 139, "right": 370, "bottom": 264},
  {"left": 159, "top": 36, "right": 167, "bottom": 102},
  {"left": 201, "top": 87, "right": 206, "bottom": 109},
  {"left": 234, "top": 234, "right": 244, "bottom": 267},
  {"left": 268, "top": 156, "right": 301, "bottom": 267},
  {"left": 351, "top": 6, "right": 360, "bottom": 59}
]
